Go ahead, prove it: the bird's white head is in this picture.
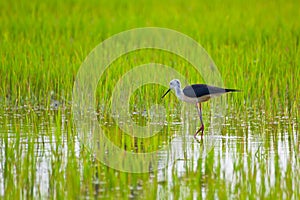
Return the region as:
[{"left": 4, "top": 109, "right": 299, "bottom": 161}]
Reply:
[
  {"left": 169, "top": 79, "right": 181, "bottom": 90},
  {"left": 161, "top": 79, "right": 182, "bottom": 99}
]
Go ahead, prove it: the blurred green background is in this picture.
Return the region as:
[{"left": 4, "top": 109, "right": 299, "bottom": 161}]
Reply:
[{"left": 0, "top": 0, "right": 299, "bottom": 199}]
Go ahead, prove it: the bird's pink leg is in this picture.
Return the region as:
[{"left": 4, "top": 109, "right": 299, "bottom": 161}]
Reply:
[{"left": 194, "top": 102, "right": 204, "bottom": 139}]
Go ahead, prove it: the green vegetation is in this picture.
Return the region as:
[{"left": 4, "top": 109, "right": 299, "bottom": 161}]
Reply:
[{"left": 0, "top": 0, "right": 299, "bottom": 199}]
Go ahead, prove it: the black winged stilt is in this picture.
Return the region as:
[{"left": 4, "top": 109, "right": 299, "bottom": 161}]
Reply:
[{"left": 162, "top": 79, "right": 240, "bottom": 139}]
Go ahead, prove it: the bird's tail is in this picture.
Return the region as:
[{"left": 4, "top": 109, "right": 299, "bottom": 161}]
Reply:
[{"left": 225, "top": 89, "right": 242, "bottom": 93}]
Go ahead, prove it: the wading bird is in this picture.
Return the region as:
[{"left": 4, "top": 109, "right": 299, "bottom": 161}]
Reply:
[{"left": 161, "top": 79, "right": 240, "bottom": 139}]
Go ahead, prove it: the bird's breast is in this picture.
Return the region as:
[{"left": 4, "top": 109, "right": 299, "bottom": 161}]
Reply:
[
  {"left": 180, "top": 94, "right": 212, "bottom": 104},
  {"left": 180, "top": 95, "right": 200, "bottom": 104}
]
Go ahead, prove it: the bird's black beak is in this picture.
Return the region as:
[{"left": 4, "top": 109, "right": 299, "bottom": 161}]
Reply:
[{"left": 161, "top": 88, "right": 171, "bottom": 99}]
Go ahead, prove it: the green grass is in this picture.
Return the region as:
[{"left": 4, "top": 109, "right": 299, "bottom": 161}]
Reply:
[{"left": 0, "top": 0, "right": 300, "bottom": 199}]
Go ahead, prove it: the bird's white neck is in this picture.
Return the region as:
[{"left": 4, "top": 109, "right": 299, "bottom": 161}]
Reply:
[{"left": 174, "top": 87, "right": 184, "bottom": 100}]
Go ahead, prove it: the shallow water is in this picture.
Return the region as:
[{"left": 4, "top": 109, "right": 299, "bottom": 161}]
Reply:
[{"left": 0, "top": 103, "right": 299, "bottom": 198}]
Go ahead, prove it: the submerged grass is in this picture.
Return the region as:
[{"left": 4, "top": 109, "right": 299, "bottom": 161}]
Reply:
[{"left": 0, "top": 0, "right": 299, "bottom": 199}]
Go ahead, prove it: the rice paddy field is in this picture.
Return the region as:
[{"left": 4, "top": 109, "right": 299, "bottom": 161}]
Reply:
[{"left": 1, "top": 0, "right": 300, "bottom": 199}]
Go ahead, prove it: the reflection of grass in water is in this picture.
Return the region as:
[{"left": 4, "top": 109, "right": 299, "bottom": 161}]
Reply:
[{"left": 0, "top": 0, "right": 300, "bottom": 199}]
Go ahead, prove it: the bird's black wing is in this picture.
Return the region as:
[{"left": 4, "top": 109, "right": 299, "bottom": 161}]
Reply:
[{"left": 183, "top": 84, "right": 239, "bottom": 98}]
